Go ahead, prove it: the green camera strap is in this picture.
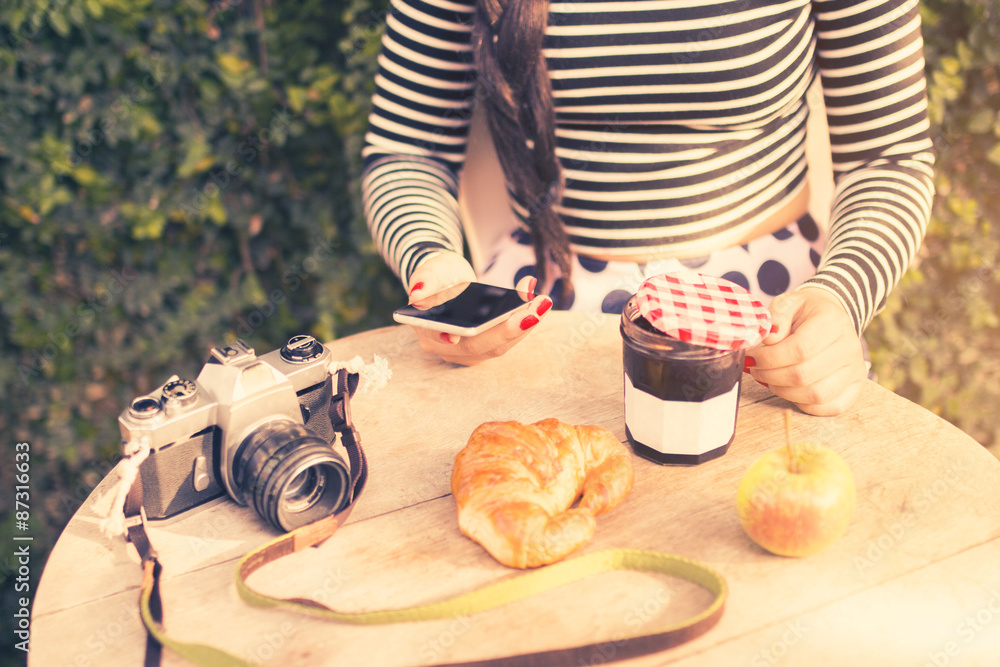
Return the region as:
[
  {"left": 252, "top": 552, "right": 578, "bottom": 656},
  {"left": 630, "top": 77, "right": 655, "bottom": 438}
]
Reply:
[
  {"left": 137, "top": 512, "right": 726, "bottom": 667},
  {"left": 127, "top": 369, "right": 728, "bottom": 666}
]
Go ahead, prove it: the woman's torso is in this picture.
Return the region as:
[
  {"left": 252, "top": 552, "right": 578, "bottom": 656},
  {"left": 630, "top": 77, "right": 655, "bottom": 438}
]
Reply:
[{"left": 511, "top": 0, "right": 818, "bottom": 260}]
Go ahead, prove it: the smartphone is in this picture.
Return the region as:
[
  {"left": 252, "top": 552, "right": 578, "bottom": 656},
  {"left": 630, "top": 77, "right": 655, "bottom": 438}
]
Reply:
[{"left": 393, "top": 282, "right": 529, "bottom": 336}]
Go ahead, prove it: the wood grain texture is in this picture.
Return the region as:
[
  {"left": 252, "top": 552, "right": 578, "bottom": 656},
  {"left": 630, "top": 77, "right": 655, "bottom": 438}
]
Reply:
[{"left": 30, "top": 312, "right": 1000, "bottom": 666}]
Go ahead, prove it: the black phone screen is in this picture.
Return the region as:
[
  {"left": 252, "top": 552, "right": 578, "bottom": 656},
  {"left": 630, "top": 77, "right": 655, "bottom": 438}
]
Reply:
[{"left": 392, "top": 282, "right": 527, "bottom": 335}]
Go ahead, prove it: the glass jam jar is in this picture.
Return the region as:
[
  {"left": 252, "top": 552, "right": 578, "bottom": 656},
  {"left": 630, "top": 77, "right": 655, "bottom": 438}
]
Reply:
[{"left": 620, "top": 296, "right": 745, "bottom": 465}]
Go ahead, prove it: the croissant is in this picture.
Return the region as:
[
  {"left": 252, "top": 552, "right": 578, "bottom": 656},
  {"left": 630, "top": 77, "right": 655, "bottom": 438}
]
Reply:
[{"left": 451, "top": 418, "right": 634, "bottom": 568}]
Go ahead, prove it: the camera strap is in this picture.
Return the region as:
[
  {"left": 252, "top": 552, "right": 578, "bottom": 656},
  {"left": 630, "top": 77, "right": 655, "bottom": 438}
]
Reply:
[
  {"left": 126, "top": 368, "right": 727, "bottom": 667},
  {"left": 235, "top": 543, "right": 727, "bottom": 666}
]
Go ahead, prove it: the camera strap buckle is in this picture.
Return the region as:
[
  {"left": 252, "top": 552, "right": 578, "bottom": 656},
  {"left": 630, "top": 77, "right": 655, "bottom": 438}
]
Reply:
[
  {"left": 328, "top": 382, "right": 354, "bottom": 432},
  {"left": 123, "top": 506, "right": 147, "bottom": 531},
  {"left": 123, "top": 474, "right": 166, "bottom": 667},
  {"left": 329, "top": 368, "right": 368, "bottom": 512},
  {"left": 123, "top": 478, "right": 155, "bottom": 560}
]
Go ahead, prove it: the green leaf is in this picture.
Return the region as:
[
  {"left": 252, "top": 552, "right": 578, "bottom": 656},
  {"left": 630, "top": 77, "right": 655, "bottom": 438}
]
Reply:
[
  {"left": 136, "top": 111, "right": 164, "bottom": 138},
  {"left": 131, "top": 211, "right": 167, "bottom": 240},
  {"left": 205, "top": 196, "right": 227, "bottom": 225},
  {"left": 987, "top": 142, "right": 1000, "bottom": 167},
  {"left": 176, "top": 137, "right": 215, "bottom": 179},
  {"left": 48, "top": 11, "right": 71, "bottom": 37},
  {"left": 71, "top": 164, "right": 101, "bottom": 187},
  {"left": 940, "top": 56, "right": 961, "bottom": 76},
  {"left": 85, "top": 0, "right": 105, "bottom": 19},
  {"left": 68, "top": 3, "right": 86, "bottom": 26},
  {"left": 287, "top": 86, "right": 309, "bottom": 113},
  {"left": 217, "top": 53, "right": 251, "bottom": 77},
  {"left": 968, "top": 109, "right": 995, "bottom": 134}
]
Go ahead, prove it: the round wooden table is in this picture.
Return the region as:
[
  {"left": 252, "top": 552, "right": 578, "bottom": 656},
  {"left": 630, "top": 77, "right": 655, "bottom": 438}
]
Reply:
[{"left": 30, "top": 312, "right": 1000, "bottom": 666}]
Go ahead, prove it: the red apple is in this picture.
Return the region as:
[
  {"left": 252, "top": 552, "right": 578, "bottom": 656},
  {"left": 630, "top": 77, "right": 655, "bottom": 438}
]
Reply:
[{"left": 736, "top": 412, "right": 856, "bottom": 557}]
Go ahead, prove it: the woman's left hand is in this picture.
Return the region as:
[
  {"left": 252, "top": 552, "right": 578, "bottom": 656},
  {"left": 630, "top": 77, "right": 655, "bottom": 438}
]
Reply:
[{"left": 745, "top": 286, "right": 869, "bottom": 416}]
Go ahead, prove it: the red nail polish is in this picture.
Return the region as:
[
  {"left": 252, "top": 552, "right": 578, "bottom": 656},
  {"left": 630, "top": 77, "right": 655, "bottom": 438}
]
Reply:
[
  {"left": 520, "top": 315, "right": 539, "bottom": 331},
  {"left": 758, "top": 380, "right": 769, "bottom": 388},
  {"left": 769, "top": 324, "right": 778, "bottom": 335},
  {"left": 536, "top": 299, "right": 552, "bottom": 317},
  {"left": 409, "top": 282, "right": 424, "bottom": 295},
  {"left": 743, "top": 357, "right": 756, "bottom": 372},
  {"left": 528, "top": 277, "right": 538, "bottom": 298}
]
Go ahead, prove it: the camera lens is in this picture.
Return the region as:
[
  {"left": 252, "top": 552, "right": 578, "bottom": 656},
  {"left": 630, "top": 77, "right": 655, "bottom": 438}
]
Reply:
[
  {"left": 282, "top": 468, "right": 322, "bottom": 512},
  {"left": 233, "top": 420, "right": 350, "bottom": 532}
]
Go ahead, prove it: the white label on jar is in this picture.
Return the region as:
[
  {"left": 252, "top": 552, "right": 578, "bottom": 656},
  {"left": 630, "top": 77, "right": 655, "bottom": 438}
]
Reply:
[{"left": 623, "top": 375, "right": 739, "bottom": 456}]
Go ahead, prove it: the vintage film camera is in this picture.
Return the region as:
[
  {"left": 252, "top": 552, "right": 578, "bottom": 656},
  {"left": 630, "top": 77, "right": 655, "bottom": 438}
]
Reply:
[{"left": 118, "top": 335, "right": 352, "bottom": 532}]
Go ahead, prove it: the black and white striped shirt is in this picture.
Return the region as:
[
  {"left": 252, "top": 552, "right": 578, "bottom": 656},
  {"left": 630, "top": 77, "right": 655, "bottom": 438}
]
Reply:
[{"left": 362, "top": 0, "right": 935, "bottom": 332}]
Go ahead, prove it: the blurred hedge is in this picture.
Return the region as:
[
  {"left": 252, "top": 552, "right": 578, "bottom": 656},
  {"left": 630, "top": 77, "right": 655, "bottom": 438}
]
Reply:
[
  {"left": 866, "top": 0, "right": 1000, "bottom": 452},
  {"left": 0, "top": 0, "right": 395, "bottom": 659},
  {"left": 1, "top": 0, "right": 999, "bottom": 661}
]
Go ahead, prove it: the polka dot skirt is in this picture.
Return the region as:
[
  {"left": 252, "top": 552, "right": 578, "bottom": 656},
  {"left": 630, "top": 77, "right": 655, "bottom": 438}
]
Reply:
[{"left": 480, "top": 214, "right": 826, "bottom": 314}]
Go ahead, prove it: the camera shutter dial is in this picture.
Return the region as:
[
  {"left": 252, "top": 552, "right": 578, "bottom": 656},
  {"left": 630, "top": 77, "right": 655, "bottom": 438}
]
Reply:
[
  {"left": 162, "top": 379, "right": 199, "bottom": 416},
  {"left": 163, "top": 378, "right": 198, "bottom": 403},
  {"left": 280, "top": 335, "right": 325, "bottom": 363}
]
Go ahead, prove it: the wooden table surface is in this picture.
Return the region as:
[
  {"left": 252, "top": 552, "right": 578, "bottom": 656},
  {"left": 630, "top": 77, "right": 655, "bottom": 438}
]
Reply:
[{"left": 31, "top": 311, "right": 1000, "bottom": 667}]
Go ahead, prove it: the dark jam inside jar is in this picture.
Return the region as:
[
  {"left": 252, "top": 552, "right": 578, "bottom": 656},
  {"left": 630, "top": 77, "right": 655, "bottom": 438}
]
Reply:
[
  {"left": 620, "top": 300, "right": 743, "bottom": 403},
  {"left": 620, "top": 296, "right": 746, "bottom": 465}
]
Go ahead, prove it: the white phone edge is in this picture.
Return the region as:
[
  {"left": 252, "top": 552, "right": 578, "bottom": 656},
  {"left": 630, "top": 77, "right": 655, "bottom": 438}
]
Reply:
[{"left": 392, "top": 310, "right": 511, "bottom": 337}]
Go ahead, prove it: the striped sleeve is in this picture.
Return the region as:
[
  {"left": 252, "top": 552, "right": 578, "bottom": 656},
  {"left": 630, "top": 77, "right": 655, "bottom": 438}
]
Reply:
[
  {"left": 361, "top": 0, "right": 478, "bottom": 283},
  {"left": 800, "top": 0, "right": 936, "bottom": 332}
]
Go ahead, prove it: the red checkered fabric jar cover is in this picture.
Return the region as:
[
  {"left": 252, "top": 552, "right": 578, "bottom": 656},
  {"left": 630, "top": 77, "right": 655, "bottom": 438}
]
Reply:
[{"left": 635, "top": 271, "right": 772, "bottom": 351}]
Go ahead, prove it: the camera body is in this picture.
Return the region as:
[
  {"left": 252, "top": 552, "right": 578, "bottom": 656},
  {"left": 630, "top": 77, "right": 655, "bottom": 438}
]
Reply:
[{"left": 118, "top": 335, "right": 351, "bottom": 532}]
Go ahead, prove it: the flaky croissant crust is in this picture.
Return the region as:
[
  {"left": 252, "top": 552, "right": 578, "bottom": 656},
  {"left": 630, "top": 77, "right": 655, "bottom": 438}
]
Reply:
[{"left": 451, "top": 418, "right": 634, "bottom": 568}]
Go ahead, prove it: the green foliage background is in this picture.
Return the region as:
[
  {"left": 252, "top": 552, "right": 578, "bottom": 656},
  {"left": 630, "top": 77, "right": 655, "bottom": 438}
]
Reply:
[
  {"left": 0, "top": 0, "right": 397, "bottom": 659},
  {"left": 0, "top": 0, "right": 998, "bottom": 660},
  {"left": 867, "top": 0, "right": 1000, "bottom": 451}
]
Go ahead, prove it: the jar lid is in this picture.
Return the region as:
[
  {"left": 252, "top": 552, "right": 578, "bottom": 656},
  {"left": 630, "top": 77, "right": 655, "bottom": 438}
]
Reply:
[{"left": 635, "top": 271, "right": 772, "bottom": 351}]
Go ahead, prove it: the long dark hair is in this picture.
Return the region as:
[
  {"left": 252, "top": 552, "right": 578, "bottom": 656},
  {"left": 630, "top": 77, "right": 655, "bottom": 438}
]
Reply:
[{"left": 472, "top": 0, "right": 573, "bottom": 304}]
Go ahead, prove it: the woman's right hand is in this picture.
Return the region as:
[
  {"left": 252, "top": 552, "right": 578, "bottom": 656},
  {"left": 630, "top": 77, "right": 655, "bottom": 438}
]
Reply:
[{"left": 405, "top": 252, "right": 553, "bottom": 366}]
